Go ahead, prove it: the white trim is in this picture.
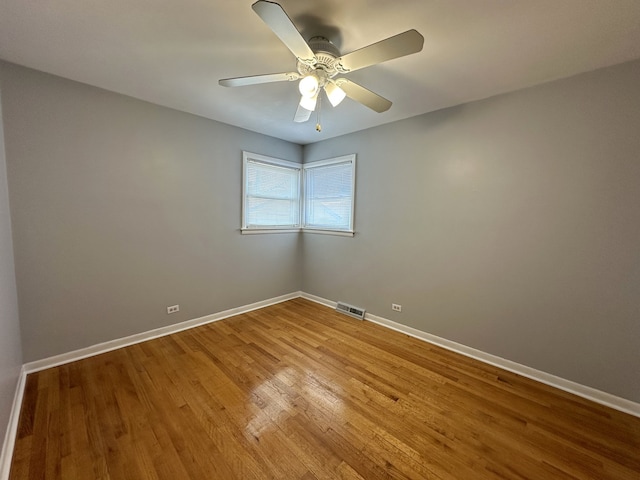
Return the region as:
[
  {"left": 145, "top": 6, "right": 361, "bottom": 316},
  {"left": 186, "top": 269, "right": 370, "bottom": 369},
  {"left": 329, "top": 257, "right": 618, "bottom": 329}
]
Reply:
[
  {"left": 302, "top": 229, "right": 354, "bottom": 237},
  {"left": 242, "top": 151, "right": 302, "bottom": 231},
  {"left": 241, "top": 228, "right": 301, "bottom": 235},
  {"left": 299, "top": 292, "right": 640, "bottom": 418},
  {"left": 244, "top": 152, "right": 301, "bottom": 170},
  {"left": 24, "top": 291, "right": 301, "bottom": 374},
  {"left": 300, "top": 291, "right": 337, "bottom": 309},
  {"left": 302, "top": 154, "right": 356, "bottom": 233},
  {"left": 240, "top": 228, "right": 353, "bottom": 236},
  {"left": 303, "top": 155, "right": 355, "bottom": 169},
  {"left": 0, "top": 367, "right": 26, "bottom": 480},
  {"left": 241, "top": 229, "right": 355, "bottom": 237}
]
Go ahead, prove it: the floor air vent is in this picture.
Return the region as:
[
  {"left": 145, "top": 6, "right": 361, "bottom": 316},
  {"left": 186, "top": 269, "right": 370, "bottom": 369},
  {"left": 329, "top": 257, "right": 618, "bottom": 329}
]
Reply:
[{"left": 335, "top": 301, "right": 366, "bottom": 320}]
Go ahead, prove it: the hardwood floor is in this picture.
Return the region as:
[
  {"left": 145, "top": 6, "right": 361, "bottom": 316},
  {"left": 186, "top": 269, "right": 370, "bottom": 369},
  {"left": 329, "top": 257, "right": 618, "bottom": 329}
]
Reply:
[{"left": 9, "top": 298, "right": 640, "bottom": 479}]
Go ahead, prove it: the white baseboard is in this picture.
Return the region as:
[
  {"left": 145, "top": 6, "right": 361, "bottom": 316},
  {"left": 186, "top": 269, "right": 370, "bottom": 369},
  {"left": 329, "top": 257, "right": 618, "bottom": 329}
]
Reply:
[
  {"left": 300, "top": 291, "right": 337, "bottom": 309},
  {"left": 300, "top": 292, "right": 640, "bottom": 418},
  {"left": 0, "top": 367, "right": 26, "bottom": 480},
  {"left": 24, "top": 291, "right": 301, "bottom": 374}
]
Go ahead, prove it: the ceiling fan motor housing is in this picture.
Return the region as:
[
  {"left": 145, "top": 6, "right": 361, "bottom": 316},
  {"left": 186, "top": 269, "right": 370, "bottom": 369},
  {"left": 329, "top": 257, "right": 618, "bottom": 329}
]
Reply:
[{"left": 297, "top": 36, "right": 340, "bottom": 82}]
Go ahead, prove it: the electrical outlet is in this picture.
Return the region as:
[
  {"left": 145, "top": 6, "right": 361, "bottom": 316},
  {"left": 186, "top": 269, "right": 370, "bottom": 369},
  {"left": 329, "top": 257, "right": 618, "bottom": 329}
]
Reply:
[
  {"left": 392, "top": 303, "right": 402, "bottom": 312},
  {"left": 167, "top": 305, "right": 179, "bottom": 314}
]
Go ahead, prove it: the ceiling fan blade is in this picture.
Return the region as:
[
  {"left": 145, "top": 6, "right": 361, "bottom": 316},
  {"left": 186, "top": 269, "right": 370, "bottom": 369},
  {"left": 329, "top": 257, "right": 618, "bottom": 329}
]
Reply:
[
  {"left": 219, "top": 72, "right": 300, "bottom": 87},
  {"left": 335, "top": 79, "right": 392, "bottom": 113},
  {"left": 294, "top": 102, "right": 312, "bottom": 123},
  {"left": 336, "top": 29, "right": 424, "bottom": 73},
  {"left": 252, "top": 1, "right": 316, "bottom": 65}
]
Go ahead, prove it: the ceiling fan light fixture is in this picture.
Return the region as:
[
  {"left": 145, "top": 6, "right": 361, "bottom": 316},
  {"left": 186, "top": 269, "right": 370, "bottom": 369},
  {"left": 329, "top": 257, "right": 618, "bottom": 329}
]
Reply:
[
  {"left": 299, "top": 92, "right": 318, "bottom": 111},
  {"left": 299, "top": 74, "right": 319, "bottom": 97},
  {"left": 325, "top": 81, "right": 346, "bottom": 107},
  {"left": 220, "top": 1, "right": 425, "bottom": 129}
]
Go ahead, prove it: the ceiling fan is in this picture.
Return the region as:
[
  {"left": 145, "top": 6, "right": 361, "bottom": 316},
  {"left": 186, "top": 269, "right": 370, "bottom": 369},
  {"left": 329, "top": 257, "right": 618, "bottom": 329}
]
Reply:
[{"left": 219, "top": 1, "right": 424, "bottom": 128}]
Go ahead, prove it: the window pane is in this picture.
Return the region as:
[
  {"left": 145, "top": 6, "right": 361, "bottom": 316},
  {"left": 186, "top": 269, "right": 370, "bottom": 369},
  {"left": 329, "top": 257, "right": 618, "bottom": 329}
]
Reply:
[
  {"left": 244, "top": 156, "right": 300, "bottom": 228},
  {"left": 304, "top": 159, "right": 354, "bottom": 231},
  {"left": 246, "top": 198, "right": 299, "bottom": 226},
  {"left": 247, "top": 162, "right": 299, "bottom": 200}
]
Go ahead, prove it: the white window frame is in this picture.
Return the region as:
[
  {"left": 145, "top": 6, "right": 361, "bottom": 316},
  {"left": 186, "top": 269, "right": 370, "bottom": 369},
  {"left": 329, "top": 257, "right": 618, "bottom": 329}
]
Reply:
[
  {"left": 302, "top": 154, "right": 356, "bottom": 237},
  {"left": 240, "top": 152, "right": 356, "bottom": 237},
  {"left": 241, "top": 152, "right": 301, "bottom": 234}
]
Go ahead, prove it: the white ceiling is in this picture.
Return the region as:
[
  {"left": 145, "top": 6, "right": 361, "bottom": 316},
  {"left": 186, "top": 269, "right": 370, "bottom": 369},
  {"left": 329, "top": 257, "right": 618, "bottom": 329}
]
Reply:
[{"left": 2, "top": 1, "right": 640, "bottom": 145}]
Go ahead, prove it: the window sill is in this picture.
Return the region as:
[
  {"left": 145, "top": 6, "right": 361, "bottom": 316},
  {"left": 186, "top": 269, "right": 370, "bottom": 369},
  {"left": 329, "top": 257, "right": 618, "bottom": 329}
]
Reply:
[
  {"left": 241, "top": 228, "right": 301, "bottom": 235},
  {"left": 240, "top": 228, "right": 354, "bottom": 237},
  {"left": 302, "top": 228, "right": 355, "bottom": 237}
]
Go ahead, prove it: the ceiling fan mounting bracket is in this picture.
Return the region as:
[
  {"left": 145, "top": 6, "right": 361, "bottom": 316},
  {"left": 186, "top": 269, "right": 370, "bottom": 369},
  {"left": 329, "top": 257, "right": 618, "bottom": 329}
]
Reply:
[
  {"left": 308, "top": 36, "right": 340, "bottom": 57},
  {"left": 297, "top": 36, "right": 340, "bottom": 80}
]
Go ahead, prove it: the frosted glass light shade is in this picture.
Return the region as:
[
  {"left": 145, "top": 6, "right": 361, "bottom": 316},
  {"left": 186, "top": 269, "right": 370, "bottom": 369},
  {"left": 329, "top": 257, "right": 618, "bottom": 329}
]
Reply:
[
  {"left": 325, "top": 81, "right": 346, "bottom": 107},
  {"left": 299, "top": 93, "right": 318, "bottom": 111},
  {"left": 299, "top": 75, "right": 319, "bottom": 97}
]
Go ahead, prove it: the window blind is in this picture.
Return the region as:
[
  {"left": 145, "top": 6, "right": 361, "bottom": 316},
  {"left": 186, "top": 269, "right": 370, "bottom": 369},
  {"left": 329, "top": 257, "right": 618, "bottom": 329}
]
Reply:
[
  {"left": 245, "top": 159, "right": 300, "bottom": 228},
  {"left": 303, "top": 159, "right": 354, "bottom": 231}
]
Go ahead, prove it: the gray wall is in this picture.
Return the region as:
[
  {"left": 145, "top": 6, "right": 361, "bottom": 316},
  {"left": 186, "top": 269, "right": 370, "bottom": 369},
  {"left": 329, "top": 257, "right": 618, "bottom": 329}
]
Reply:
[
  {"left": 2, "top": 58, "right": 639, "bottom": 404},
  {"left": 0, "top": 83, "right": 22, "bottom": 448},
  {"left": 0, "top": 62, "right": 302, "bottom": 362},
  {"left": 302, "top": 59, "right": 640, "bottom": 403}
]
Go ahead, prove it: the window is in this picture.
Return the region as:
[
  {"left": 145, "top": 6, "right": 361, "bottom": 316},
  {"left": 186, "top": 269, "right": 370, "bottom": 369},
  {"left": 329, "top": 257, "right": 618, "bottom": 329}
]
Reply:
[
  {"left": 242, "top": 152, "right": 301, "bottom": 231},
  {"left": 241, "top": 152, "right": 356, "bottom": 236},
  {"left": 303, "top": 155, "right": 356, "bottom": 234}
]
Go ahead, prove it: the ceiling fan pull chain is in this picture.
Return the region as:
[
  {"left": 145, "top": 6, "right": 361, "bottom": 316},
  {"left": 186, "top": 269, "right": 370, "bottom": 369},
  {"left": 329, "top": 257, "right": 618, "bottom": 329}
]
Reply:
[{"left": 316, "top": 94, "right": 322, "bottom": 132}]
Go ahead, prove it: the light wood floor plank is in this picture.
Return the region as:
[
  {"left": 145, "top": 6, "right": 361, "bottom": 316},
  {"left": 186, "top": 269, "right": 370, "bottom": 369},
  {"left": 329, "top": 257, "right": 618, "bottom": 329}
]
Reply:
[{"left": 9, "top": 298, "right": 640, "bottom": 479}]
